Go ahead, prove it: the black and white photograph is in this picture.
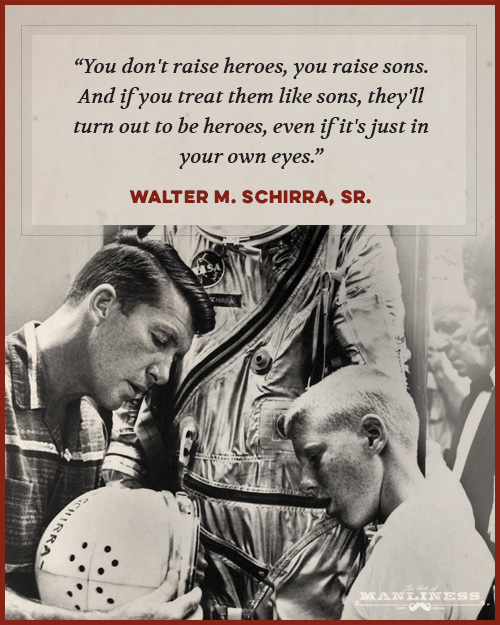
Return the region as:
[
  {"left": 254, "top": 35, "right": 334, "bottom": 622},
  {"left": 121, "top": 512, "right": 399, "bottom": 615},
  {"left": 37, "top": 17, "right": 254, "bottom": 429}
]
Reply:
[{"left": 5, "top": 4, "right": 495, "bottom": 621}]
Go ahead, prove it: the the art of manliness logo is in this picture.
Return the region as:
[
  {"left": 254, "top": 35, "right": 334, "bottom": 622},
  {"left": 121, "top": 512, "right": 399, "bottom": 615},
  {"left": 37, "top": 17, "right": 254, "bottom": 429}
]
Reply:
[{"left": 354, "top": 584, "right": 484, "bottom": 614}]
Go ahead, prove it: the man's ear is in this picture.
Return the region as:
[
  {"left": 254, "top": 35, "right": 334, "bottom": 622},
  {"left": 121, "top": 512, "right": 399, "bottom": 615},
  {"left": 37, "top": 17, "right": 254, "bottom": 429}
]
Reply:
[
  {"left": 88, "top": 285, "right": 119, "bottom": 326},
  {"left": 360, "top": 414, "right": 387, "bottom": 455}
]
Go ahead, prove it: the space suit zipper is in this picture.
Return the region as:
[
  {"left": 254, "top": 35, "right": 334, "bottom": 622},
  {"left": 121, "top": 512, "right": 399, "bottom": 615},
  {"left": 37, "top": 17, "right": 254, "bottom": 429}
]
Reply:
[{"left": 172, "top": 225, "right": 329, "bottom": 417}]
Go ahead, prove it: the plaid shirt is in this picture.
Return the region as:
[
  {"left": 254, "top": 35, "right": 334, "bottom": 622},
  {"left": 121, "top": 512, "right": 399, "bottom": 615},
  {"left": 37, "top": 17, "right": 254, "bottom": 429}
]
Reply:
[{"left": 5, "top": 322, "right": 106, "bottom": 592}]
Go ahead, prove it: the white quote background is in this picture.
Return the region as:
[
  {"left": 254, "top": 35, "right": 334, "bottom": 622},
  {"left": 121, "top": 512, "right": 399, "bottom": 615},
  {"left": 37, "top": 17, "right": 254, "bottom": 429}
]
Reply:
[{"left": 28, "top": 30, "right": 468, "bottom": 226}]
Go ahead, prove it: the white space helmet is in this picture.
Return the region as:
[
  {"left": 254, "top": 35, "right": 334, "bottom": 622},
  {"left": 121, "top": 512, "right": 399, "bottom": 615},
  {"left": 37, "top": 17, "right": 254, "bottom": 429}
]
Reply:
[{"left": 35, "top": 487, "right": 199, "bottom": 613}]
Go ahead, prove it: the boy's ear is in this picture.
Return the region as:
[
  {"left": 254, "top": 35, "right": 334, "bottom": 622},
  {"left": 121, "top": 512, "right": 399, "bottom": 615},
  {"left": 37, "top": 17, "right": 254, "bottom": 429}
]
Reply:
[
  {"left": 88, "top": 284, "right": 119, "bottom": 326},
  {"left": 360, "top": 414, "right": 387, "bottom": 455}
]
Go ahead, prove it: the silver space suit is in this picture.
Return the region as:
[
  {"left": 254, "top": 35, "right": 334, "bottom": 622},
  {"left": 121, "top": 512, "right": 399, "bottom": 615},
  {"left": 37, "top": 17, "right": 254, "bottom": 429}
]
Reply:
[{"left": 104, "top": 225, "right": 408, "bottom": 619}]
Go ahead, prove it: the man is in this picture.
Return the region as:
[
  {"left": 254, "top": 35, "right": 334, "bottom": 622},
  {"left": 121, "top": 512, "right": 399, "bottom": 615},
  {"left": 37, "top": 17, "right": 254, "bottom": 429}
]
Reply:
[
  {"left": 463, "top": 223, "right": 495, "bottom": 346},
  {"left": 426, "top": 289, "right": 472, "bottom": 448},
  {"left": 288, "top": 366, "right": 494, "bottom": 620},
  {"left": 427, "top": 288, "right": 494, "bottom": 456},
  {"left": 455, "top": 224, "right": 495, "bottom": 555},
  {"left": 432, "top": 289, "right": 493, "bottom": 385},
  {"left": 104, "top": 225, "right": 408, "bottom": 618},
  {"left": 5, "top": 230, "right": 215, "bottom": 619}
]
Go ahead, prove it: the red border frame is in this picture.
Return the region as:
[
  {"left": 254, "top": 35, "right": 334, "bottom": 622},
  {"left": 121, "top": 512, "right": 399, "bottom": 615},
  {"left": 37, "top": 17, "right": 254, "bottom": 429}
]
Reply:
[{"left": 2, "top": 3, "right": 497, "bottom": 623}]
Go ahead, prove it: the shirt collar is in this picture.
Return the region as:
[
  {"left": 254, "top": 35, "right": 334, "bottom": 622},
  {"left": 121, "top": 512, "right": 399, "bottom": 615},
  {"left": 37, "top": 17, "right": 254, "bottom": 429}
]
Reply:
[{"left": 8, "top": 321, "right": 49, "bottom": 410}]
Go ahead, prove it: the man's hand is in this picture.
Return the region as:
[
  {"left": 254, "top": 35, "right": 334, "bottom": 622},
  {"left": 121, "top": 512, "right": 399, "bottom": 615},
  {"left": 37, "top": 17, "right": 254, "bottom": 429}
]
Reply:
[
  {"left": 6, "top": 571, "right": 201, "bottom": 620},
  {"left": 109, "top": 571, "right": 202, "bottom": 620}
]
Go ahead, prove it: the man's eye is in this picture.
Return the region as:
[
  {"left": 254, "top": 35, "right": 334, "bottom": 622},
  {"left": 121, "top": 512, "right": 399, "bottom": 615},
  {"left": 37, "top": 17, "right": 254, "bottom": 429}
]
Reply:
[
  {"left": 308, "top": 452, "right": 322, "bottom": 469},
  {"left": 152, "top": 334, "right": 169, "bottom": 349}
]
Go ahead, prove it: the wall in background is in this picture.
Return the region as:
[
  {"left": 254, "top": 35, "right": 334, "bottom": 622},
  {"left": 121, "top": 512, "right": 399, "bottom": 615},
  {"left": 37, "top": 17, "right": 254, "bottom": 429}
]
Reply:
[{"left": 5, "top": 230, "right": 103, "bottom": 335}]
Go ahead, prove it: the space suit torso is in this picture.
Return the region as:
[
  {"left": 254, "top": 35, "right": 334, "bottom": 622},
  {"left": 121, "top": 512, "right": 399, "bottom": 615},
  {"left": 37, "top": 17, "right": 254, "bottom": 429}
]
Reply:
[{"left": 105, "top": 225, "right": 407, "bottom": 619}]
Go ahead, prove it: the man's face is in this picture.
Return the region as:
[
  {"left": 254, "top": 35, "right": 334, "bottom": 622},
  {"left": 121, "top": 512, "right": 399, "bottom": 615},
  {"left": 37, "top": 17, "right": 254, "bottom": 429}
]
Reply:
[
  {"left": 434, "top": 307, "right": 493, "bottom": 379},
  {"left": 292, "top": 421, "right": 382, "bottom": 530},
  {"left": 87, "top": 283, "right": 195, "bottom": 410},
  {"left": 463, "top": 270, "right": 495, "bottom": 349},
  {"left": 471, "top": 303, "right": 495, "bottom": 350}
]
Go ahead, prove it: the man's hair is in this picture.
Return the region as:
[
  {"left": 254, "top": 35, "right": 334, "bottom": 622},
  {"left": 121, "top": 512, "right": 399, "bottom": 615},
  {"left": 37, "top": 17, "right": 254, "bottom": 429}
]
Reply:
[
  {"left": 65, "top": 229, "right": 215, "bottom": 334},
  {"left": 287, "top": 366, "right": 419, "bottom": 454},
  {"left": 432, "top": 283, "right": 474, "bottom": 322},
  {"left": 463, "top": 222, "right": 495, "bottom": 311}
]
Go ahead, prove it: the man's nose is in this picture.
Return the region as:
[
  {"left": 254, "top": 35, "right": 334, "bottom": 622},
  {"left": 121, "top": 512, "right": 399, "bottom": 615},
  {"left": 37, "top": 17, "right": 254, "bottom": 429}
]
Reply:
[
  {"left": 435, "top": 334, "right": 450, "bottom": 352},
  {"left": 147, "top": 355, "right": 174, "bottom": 386},
  {"left": 299, "top": 473, "right": 320, "bottom": 497}
]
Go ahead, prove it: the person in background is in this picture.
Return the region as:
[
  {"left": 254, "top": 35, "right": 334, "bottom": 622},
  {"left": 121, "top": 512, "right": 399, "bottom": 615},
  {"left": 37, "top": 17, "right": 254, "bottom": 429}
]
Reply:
[
  {"left": 427, "top": 287, "right": 494, "bottom": 452},
  {"left": 287, "top": 366, "right": 494, "bottom": 620},
  {"left": 5, "top": 230, "right": 215, "bottom": 619},
  {"left": 453, "top": 224, "right": 495, "bottom": 556}
]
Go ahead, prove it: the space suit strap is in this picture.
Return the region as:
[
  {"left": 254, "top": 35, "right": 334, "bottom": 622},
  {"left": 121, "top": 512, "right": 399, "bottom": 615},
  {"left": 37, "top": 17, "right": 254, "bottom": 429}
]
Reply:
[
  {"left": 308, "top": 226, "right": 345, "bottom": 386},
  {"left": 324, "top": 225, "right": 343, "bottom": 281},
  {"left": 322, "top": 225, "right": 346, "bottom": 316},
  {"left": 324, "top": 225, "right": 349, "bottom": 352},
  {"left": 135, "top": 399, "right": 170, "bottom": 491}
]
